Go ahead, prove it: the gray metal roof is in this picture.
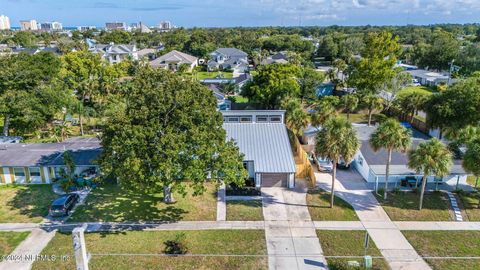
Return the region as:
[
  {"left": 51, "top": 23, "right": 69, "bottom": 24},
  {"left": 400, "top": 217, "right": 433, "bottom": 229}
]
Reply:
[
  {"left": 223, "top": 123, "right": 296, "bottom": 173},
  {"left": 0, "top": 137, "right": 101, "bottom": 167},
  {"left": 214, "top": 48, "right": 248, "bottom": 58}
]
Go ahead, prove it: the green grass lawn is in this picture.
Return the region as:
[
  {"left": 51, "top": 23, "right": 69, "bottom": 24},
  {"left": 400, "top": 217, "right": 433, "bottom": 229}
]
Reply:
[
  {"left": 307, "top": 189, "right": 359, "bottom": 221},
  {"left": 341, "top": 113, "right": 383, "bottom": 124},
  {"left": 194, "top": 71, "right": 233, "bottom": 80},
  {"left": 458, "top": 192, "right": 480, "bottom": 221},
  {"left": 69, "top": 182, "right": 217, "bottom": 222},
  {"left": 375, "top": 192, "right": 452, "bottom": 221},
  {"left": 398, "top": 86, "right": 435, "bottom": 97},
  {"left": 33, "top": 230, "right": 267, "bottom": 270},
  {"left": 0, "top": 231, "right": 30, "bottom": 257},
  {"left": 228, "top": 95, "right": 249, "bottom": 104},
  {"left": 467, "top": 176, "right": 479, "bottom": 188},
  {"left": 403, "top": 231, "right": 480, "bottom": 270},
  {"left": 375, "top": 191, "right": 452, "bottom": 221},
  {"left": 0, "top": 185, "right": 57, "bottom": 223},
  {"left": 317, "top": 230, "right": 388, "bottom": 270},
  {"left": 226, "top": 200, "right": 263, "bottom": 221}
]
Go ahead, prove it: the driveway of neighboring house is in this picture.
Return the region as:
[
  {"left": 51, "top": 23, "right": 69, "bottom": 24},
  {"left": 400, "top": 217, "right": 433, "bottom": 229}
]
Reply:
[
  {"left": 316, "top": 169, "right": 432, "bottom": 270},
  {"left": 262, "top": 179, "right": 328, "bottom": 270}
]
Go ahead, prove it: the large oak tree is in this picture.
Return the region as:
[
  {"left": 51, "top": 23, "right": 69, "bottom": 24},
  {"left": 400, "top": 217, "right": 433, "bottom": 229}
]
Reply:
[{"left": 100, "top": 67, "right": 247, "bottom": 202}]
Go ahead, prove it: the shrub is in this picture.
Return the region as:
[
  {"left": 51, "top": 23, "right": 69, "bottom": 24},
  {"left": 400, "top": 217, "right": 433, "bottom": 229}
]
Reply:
[{"left": 164, "top": 233, "right": 188, "bottom": 255}]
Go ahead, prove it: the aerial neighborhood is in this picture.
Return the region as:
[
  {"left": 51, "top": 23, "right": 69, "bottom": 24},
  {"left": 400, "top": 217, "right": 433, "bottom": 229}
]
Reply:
[{"left": 1, "top": 3, "right": 480, "bottom": 270}]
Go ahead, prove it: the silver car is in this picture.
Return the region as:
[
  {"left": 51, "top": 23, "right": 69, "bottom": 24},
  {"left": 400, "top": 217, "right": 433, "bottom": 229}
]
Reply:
[{"left": 316, "top": 157, "right": 333, "bottom": 172}]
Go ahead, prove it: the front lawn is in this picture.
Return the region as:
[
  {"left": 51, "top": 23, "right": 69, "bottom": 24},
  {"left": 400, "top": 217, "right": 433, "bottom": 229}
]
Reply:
[
  {"left": 69, "top": 182, "right": 217, "bottom": 222},
  {"left": 33, "top": 230, "right": 267, "bottom": 270},
  {"left": 398, "top": 86, "right": 435, "bottom": 97},
  {"left": 317, "top": 230, "right": 388, "bottom": 270},
  {"left": 403, "top": 231, "right": 480, "bottom": 270},
  {"left": 458, "top": 192, "right": 480, "bottom": 221},
  {"left": 194, "top": 71, "right": 233, "bottom": 81},
  {"left": 0, "top": 185, "right": 57, "bottom": 223},
  {"left": 226, "top": 200, "right": 263, "bottom": 221},
  {"left": 375, "top": 191, "right": 452, "bottom": 221},
  {"left": 307, "top": 189, "right": 359, "bottom": 221},
  {"left": 0, "top": 231, "right": 30, "bottom": 257}
]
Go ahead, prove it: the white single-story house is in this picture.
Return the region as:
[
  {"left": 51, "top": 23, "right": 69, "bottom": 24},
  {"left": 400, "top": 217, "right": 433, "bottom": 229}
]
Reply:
[
  {"left": 150, "top": 50, "right": 198, "bottom": 72},
  {"left": 405, "top": 69, "right": 450, "bottom": 86},
  {"left": 351, "top": 124, "right": 467, "bottom": 188},
  {"left": 0, "top": 137, "right": 101, "bottom": 184},
  {"left": 222, "top": 110, "right": 296, "bottom": 188}
]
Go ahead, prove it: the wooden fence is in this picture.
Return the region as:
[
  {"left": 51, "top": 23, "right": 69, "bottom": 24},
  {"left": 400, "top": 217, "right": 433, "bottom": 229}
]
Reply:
[{"left": 290, "top": 131, "right": 316, "bottom": 187}]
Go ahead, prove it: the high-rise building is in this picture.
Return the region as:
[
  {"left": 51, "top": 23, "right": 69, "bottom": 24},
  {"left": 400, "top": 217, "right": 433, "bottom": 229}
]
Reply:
[
  {"left": 40, "top": 21, "right": 63, "bottom": 31},
  {"left": 158, "top": 21, "right": 172, "bottom": 30},
  {"left": 0, "top": 15, "right": 11, "bottom": 30},
  {"left": 20, "top": 20, "right": 38, "bottom": 31},
  {"left": 77, "top": 26, "right": 97, "bottom": 31},
  {"left": 105, "top": 22, "right": 127, "bottom": 31}
]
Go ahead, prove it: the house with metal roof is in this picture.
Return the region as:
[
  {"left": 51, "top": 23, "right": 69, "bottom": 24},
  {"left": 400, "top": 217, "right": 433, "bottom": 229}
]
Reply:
[
  {"left": 222, "top": 110, "right": 296, "bottom": 188},
  {"left": 351, "top": 124, "right": 467, "bottom": 189},
  {"left": 405, "top": 69, "right": 450, "bottom": 86},
  {"left": 150, "top": 50, "right": 198, "bottom": 72},
  {"left": 0, "top": 137, "right": 101, "bottom": 185}
]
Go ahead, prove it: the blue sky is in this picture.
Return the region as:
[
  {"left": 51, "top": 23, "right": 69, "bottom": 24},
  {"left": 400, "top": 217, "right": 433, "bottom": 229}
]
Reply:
[{"left": 1, "top": 0, "right": 479, "bottom": 27}]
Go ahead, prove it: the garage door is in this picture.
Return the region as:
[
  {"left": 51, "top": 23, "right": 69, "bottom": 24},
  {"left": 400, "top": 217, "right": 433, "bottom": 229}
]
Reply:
[{"left": 261, "top": 173, "right": 288, "bottom": 187}]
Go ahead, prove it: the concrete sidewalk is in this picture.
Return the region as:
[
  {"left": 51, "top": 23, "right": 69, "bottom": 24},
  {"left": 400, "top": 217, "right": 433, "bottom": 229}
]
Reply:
[
  {"left": 316, "top": 170, "right": 431, "bottom": 270},
  {"left": 0, "top": 228, "right": 56, "bottom": 270},
  {"left": 262, "top": 180, "right": 328, "bottom": 270}
]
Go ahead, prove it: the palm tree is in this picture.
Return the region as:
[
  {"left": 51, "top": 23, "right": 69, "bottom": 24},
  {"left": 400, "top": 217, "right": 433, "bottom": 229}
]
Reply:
[
  {"left": 310, "top": 96, "right": 340, "bottom": 128},
  {"left": 282, "top": 98, "right": 309, "bottom": 137},
  {"left": 462, "top": 138, "right": 480, "bottom": 207},
  {"left": 315, "top": 117, "right": 360, "bottom": 208},
  {"left": 408, "top": 139, "right": 453, "bottom": 210},
  {"left": 341, "top": 94, "right": 359, "bottom": 120},
  {"left": 370, "top": 119, "right": 412, "bottom": 200},
  {"left": 362, "top": 94, "right": 383, "bottom": 126}
]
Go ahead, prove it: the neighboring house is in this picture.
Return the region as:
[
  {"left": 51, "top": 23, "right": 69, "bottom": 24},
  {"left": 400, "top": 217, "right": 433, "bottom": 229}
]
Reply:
[
  {"left": 0, "top": 136, "right": 22, "bottom": 144},
  {"left": 351, "top": 124, "right": 467, "bottom": 187},
  {"left": 207, "top": 85, "right": 231, "bottom": 111},
  {"left": 150, "top": 50, "right": 198, "bottom": 72},
  {"left": 136, "top": 48, "right": 157, "bottom": 60},
  {"left": 0, "top": 137, "right": 101, "bottom": 185},
  {"left": 222, "top": 110, "right": 296, "bottom": 188},
  {"left": 89, "top": 43, "right": 138, "bottom": 64},
  {"left": 201, "top": 73, "right": 252, "bottom": 93},
  {"left": 406, "top": 69, "right": 450, "bottom": 86},
  {"left": 6, "top": 46, "right": 62, "bottom": 56},
  {"left": 208, "top": 48, "right": 249, "bottom": 73},
  {"left": 260, "top": 52, "right": 289, "bottom": 65}
]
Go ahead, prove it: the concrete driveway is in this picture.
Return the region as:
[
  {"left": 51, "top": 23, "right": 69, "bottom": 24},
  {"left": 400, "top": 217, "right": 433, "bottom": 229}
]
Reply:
[{"left": 262, "top": 180, "right": 328, "bottom": 270}]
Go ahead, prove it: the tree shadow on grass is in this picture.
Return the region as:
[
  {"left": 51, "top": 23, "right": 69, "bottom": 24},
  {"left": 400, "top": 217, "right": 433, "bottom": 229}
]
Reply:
[
  {"left": 7, "top": 185, "right": 57, "bottom": 222},
  {"left": 69, "top": 185, "right": 189, "bottom": 223}
]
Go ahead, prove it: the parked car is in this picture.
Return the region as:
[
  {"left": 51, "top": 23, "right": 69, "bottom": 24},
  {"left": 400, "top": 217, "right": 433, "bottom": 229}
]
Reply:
[
  {"left": 337, "top": 158, "right": 351, "bottom": 170},
  {"left": 49, "top": 193, "right": 80, "bottom": 217},
  {"left": 316, "top": 157, "right": 333, "bottom": 172}
]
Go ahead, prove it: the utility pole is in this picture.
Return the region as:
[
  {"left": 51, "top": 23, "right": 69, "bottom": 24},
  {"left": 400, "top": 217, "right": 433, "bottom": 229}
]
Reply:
[{"left": 72, "top": 224, "right": 90, "bottom": 270}]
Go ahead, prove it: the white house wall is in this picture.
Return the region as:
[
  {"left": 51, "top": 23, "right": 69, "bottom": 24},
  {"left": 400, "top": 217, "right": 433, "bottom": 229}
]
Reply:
[
  {"left": 353, "top": 151, "right": 370, "bottom": 181},
  {"left": 2, "top": 167, "right": 11, "bottom": 184}
]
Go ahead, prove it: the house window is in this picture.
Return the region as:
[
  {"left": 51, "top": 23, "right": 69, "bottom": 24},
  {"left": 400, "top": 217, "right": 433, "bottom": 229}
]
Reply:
[
  {"left": 256, "top": 116, "right": 268, "bottom": 123},
  {"left": 29, "top": 167, "right": 41, "bottom": 177},
  {"left": 14, "top": 167, "right": 25, "bottom": 176},
  {"left": 240, "top": 117, "right": 252, "bottom": 123},
  {"left": 358, "top": 156, "right": 364, "bottom": 166},
  {"left": 227, "top": 117, "right": 239, "bottom": 123},
  {"left": 269, "top": 116, "right": 282, "bottom": 123},
  {"left": 13, "top": 167, "right": 26, "bottom": 183}
]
